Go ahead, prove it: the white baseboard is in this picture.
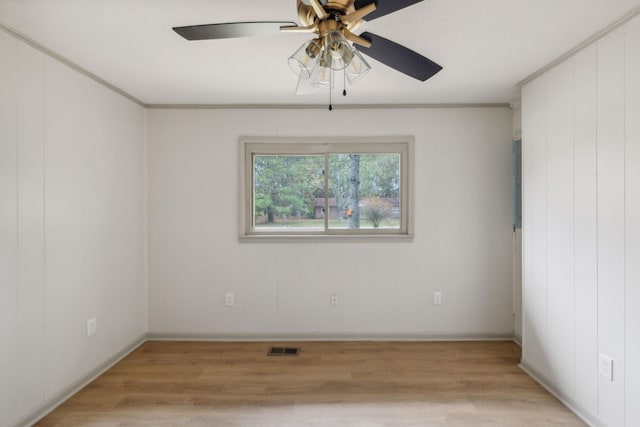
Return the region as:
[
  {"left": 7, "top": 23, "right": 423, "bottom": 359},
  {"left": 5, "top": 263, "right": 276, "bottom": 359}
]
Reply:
[
  {"left": 146, "top": 331, "right": 516, "bottom": 342},
  {"left": 519, "top": 361, "right": 603, "bottom": 427},
  {"left": 512, "top": 332, "right": 522, "bottom": 347},
  {"left": 14, "top": 334, "right": 146, "bottom": 427}
]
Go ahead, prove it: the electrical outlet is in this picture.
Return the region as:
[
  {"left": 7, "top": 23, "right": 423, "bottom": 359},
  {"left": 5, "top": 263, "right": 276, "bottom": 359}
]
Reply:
[
  {"left": 599, "top": 354, "right": 613, "bottom": 381},
  {"left": 330, "top": 293, "right": 339, "bottom": 306},
  {"left": 225, "top": 292, "right": 235, "bottom": 307},
  {"left": 433, "top": 291, "right": 442, "bottom": 305},
  {"left": 87, "top": 317, "right": 97, "bottom": 337}
]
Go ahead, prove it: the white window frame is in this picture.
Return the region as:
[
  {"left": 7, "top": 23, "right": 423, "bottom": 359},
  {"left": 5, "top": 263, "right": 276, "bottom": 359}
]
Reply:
[{"left": 238, "top": 136, "right": 414, "bottom": 241}]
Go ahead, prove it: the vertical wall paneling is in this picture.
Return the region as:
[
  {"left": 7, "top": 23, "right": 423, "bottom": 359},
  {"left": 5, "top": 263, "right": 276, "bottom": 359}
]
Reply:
[
  {"left": 625, "top": 15, "right": 640, "bottom": 427},
  {"left": 16, "top": 42, "right": 46, "bottom": 417},
  {"left": 1, "top": 28, "right": 146, "bottom": 425},
  {"left": 521, "top": 76, "right": 550, "bottom": 377},
  {"left": 545, "top": 61, "right": 576, "bottom": 395},
  {"left": 0, "top": 31, "right": 19, "bottom": 427},
  {"left": 596, "top": 28, "right": 626, "bottom": 427},
  {"left": 43, "top": 57, "right": 146, "bottom": 397},
  {"left": 521, "top": 22, "right": 640, "bottom": 425},
  {"left": 572, "top": 44, "right": 599, "bottom": 416},
  {"left": 43, "top": 57, "right": 85, "bottom": 395}
]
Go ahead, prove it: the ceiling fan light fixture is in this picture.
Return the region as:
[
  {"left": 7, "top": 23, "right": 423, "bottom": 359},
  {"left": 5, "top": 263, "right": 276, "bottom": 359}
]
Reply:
[
  {"left": 335, "top": 44, "right": 354, "bottom": 70},
  {"left": 295, "top": 68, "right": 316, "bottom": 94},
  {"left": 345, "top": 49, "right": 371, "bottom": 85},
  {"left": 324, "top": 30, "right": 353, "bottom": 70},
  {"left": 311, "top": 64, "right": 333, "bottom": 89},
  {"left": 288, "top": 39, "right": 321, "bottom": 79}
]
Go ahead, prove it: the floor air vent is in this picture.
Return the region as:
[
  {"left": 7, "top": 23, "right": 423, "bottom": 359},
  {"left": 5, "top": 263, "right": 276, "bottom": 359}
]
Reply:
[{"left": 267, "top": 347, "right": 300, "bottom": 356}]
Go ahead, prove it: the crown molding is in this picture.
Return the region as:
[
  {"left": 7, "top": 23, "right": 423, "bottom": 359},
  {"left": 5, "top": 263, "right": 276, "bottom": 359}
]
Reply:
[
  {"left": 145, "top": 103, "right": 511, "bottom": 109},
  {"left": 518, "top": 5, "right": 640, "bottom": 87},
  {"left": 0, "top": 22, "right": 147, "bottom": 107}
]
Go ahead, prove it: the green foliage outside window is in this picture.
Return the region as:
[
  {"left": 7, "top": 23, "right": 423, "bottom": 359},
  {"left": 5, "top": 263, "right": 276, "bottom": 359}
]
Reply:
[{"left": 254, "top": 153, "right": 400, "bottom": 229}]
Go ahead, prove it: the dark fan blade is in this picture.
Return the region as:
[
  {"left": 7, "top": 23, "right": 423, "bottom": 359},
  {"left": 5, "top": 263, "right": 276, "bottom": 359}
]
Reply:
[
  {"left": 354, "top": 32, "right": 442, "bottom": 81},
  {"left": 353, "top": 0, "right": 424, "bottom": 21},
  {"left": 173, "top": 22, "right": 296, "bottom": 41}
]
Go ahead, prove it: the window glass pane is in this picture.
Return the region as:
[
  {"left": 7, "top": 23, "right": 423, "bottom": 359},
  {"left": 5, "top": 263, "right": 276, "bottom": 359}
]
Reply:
[
  {"left": 253, "top": 154, "right": 325, "bottom": 231},
  {"left": 328, "top": 153, "right": 401, "bottom": 230}
]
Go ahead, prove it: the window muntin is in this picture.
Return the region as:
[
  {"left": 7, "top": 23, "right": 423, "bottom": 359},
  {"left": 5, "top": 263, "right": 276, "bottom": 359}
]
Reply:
[{"left": 240, "top": 137, "right": 413, "bottom": 239}]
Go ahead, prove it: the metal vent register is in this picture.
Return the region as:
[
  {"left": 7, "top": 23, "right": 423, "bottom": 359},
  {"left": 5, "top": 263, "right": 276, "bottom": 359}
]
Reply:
[{"left": 267, "top": 347, "right": 300, "bottom": 356}]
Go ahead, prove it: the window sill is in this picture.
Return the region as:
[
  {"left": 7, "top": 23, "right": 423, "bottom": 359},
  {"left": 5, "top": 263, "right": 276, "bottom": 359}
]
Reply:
[{"left": 238, "top": 233, "right": 414, "bottom": 243}]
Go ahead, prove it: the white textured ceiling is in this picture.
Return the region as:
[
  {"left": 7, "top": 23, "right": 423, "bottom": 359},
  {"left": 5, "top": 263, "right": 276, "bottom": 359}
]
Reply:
[{"left": 1, "top": 0, "right": 639, "bottom": 105}]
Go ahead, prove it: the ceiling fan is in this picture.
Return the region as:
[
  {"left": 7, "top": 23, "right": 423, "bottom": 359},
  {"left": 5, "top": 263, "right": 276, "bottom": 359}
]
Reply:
[{"left": 173, "top": 0, "right": 442, "bottom": 104}]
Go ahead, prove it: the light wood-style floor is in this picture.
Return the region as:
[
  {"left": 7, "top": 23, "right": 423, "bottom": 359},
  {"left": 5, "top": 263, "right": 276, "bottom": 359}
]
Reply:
[{"left": 37, "top": 341, "right": 585, "bottom": 426}]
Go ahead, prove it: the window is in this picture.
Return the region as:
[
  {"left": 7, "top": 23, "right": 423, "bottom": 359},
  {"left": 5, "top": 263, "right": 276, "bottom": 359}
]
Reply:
[{"left": 239, "top": 136, "right": 413, "bottom": 240}]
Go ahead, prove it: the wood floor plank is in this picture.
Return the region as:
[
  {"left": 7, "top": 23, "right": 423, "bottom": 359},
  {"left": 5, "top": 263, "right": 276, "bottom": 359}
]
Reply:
[{"left": 35, "top": 341, "right": 585, "bottom": 426}]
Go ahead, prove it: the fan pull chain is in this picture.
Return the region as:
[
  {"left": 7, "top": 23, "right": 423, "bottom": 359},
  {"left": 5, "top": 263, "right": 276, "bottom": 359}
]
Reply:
[
  {"left": 328, "top": 69, "right": 333, "bottom": 111},
  {"left": 343, "top": 70, "right": 347, "bottom": 97}
]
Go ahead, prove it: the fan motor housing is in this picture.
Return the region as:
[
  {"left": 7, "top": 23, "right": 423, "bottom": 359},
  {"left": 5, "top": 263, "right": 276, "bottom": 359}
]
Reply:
[{"left": 297, "top": 0, "right": 355, "bottom": 26}]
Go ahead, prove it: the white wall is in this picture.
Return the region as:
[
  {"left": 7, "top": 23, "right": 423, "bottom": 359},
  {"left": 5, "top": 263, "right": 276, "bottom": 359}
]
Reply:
[
  {"left": 521, "top": 17, "right": 640, "bottom": 427},
  {"left": 0, "top": 29, "right": 147, "bottom": 427},
  {"left": 147, "top": 107, "right": 515, "bottom": 338},
  {"left": 513, "top": 229, "right": 522, "bottom": 343}
]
